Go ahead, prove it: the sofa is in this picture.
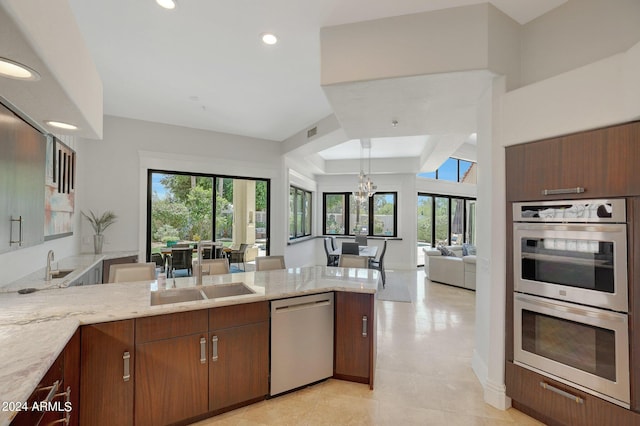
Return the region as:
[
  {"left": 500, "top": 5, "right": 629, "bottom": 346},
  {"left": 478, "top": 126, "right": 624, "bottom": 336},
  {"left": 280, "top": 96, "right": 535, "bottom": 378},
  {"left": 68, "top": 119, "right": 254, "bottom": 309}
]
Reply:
[{"left": 423, "top": 245, "right": 476, "bottom": 290}]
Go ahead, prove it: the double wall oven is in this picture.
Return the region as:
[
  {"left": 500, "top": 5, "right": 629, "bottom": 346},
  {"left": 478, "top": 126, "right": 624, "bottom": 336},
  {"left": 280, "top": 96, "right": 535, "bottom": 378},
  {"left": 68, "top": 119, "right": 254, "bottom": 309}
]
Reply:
[{"left": 512, "top": 199, "right": 630, "bottom": 407}]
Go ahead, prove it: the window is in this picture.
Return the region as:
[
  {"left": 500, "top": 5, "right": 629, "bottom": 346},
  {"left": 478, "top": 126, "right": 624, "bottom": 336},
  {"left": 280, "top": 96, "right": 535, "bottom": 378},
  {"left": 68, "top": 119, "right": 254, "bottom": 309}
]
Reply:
[
  {"left": 147, "top": 170, "right": 270, "bottom": 259},
  {"left": 289, "top": 186, "right": 312, "bottom": 239},
  {"left": 323, "top": 192, "right": 397, "bottom": 237},
  {"left": 417, "top": 157, "right": 477, "bottom": 184},
  {"left": 416, "top": 192, "right": 476, "bottom": 265}
]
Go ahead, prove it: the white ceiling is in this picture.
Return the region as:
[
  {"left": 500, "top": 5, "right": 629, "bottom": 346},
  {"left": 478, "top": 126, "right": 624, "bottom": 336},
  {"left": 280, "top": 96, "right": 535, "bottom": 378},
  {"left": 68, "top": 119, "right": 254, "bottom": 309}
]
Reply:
[{"left": 66, "top": 0, "right": 566, "bottom": 162}]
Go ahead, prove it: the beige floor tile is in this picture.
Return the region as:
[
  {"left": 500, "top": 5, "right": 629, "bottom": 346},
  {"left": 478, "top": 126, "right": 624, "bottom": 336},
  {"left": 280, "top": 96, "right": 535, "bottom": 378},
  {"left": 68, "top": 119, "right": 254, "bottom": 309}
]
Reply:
[{"left": 191, "top": 270, "right": 541, "bottom": 426}]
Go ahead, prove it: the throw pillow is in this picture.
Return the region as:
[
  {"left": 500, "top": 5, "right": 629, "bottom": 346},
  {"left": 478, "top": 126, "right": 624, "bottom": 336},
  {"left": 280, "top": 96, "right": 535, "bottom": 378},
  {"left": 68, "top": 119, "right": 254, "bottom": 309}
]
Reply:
[
  {"left": 437, "top": 245, "right": 457, "bottom": 257},
  {"left": 462, "top": 243, "right": 477, "bottom": 256}
]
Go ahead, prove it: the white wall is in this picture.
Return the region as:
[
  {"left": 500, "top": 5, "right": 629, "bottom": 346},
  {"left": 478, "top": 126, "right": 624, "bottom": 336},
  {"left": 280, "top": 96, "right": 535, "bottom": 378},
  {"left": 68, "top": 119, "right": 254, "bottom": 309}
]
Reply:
[
  {"left": 79, "top": 116, "right": 287, "bottom": 261},
  {"left": 521, "top": 0, "right": 640, "bottom": 86}
]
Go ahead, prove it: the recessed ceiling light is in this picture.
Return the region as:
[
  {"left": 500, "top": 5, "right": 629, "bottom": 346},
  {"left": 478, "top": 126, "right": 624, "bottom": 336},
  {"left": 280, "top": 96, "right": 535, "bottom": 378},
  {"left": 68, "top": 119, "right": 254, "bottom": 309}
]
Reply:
[
  {"left": 261, "top": 33, "right": 278, "bottom": 45},
  {"left": 156, "top": 0, "right": 176, "bottom": 10},
  {"left": 45, "top": 121, "right": 78, "bottom": 131},
  {"left": 0, "top": 57, "right": 40, "bottom": 81}
]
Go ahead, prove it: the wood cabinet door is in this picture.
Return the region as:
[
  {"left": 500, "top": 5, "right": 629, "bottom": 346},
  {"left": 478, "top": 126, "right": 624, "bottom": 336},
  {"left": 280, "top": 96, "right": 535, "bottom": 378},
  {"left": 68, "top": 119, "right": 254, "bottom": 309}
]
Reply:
[
  {"left": 334, "top": 292, "right": 374, "bottom": 385},
  {"left": 80, "top": 320, "right": 134, "bottom": 426},
  {"left": 209, "top": 321, "right": 269, "bottom": 412},
  {"left": 135, "top": 334, "right": 209, "bottom": 426}
]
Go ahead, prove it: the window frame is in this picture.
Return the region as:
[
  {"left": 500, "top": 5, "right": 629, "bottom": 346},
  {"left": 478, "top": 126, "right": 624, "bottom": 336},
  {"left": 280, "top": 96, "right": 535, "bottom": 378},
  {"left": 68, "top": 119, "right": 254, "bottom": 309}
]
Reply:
[
  {"left": 417, "top": 192, "right": 476, "bottom": 248},
  {"left": 323, "top": 191, "right": 398, "bottom": 237},
  {"left": 418, "top": 157, "right": 476, "bottom": 183},
  {"left": 289, "top": 185, "right": 312, "bottom": 240}
]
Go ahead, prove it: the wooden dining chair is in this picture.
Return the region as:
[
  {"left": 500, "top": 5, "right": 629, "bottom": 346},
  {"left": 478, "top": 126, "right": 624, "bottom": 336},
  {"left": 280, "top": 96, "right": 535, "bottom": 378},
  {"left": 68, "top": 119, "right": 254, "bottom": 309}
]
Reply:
[{"left": 338, "top": 254, "right": 368, "bottom": 268}]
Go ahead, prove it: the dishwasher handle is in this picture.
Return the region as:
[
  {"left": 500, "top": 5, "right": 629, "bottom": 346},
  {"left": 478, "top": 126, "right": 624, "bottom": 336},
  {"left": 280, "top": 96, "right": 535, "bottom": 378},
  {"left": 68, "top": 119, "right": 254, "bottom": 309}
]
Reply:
[{"left": 273, "top": 299, "right": 332, "bottom": 314}]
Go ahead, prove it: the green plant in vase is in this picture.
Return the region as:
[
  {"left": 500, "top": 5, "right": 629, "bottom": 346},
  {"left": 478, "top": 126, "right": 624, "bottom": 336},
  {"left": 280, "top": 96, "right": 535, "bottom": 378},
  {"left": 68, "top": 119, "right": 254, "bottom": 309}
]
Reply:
[{"left": 82, "top": 210, "right": 117, "bottom": 254}]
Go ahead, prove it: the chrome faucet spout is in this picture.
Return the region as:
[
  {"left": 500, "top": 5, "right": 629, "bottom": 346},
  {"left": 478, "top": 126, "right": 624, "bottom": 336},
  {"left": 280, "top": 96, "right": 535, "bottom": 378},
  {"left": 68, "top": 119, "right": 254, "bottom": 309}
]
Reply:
[{"left": 45, "top": 250, "right": 55, "bottom": 281}]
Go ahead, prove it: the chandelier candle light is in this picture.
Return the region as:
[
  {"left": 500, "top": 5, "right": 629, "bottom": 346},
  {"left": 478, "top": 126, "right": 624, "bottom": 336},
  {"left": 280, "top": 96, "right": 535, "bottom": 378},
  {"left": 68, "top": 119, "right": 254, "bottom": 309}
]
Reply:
[{"left": 353, "top": 139, "right": 376, "bottom": 233}]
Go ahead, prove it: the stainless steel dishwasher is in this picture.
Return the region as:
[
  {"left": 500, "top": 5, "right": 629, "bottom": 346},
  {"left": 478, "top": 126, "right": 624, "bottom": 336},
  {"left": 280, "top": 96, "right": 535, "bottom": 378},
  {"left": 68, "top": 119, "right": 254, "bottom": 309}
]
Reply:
[{"left": 270, "top": 292, "right": 334, "bottom": 396}]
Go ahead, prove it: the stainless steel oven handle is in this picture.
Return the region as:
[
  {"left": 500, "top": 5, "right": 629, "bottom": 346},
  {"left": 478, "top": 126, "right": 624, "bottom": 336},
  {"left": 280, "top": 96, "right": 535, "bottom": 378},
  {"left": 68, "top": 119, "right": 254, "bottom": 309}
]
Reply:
[
  {"left": 542, "top": 187, "right": 585, "bottom": 195},
  {"left": 540, "top": 382, "right": 584, "bottom": 404}
]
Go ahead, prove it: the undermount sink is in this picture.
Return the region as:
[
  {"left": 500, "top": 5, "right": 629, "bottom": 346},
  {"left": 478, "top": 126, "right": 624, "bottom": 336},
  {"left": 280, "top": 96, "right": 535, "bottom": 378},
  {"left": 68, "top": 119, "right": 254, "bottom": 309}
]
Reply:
[
  {"left": 150, "top": 287, "right": 205, "bottom": 306},
  {"left": 51, "top": 269, "right": 74, "bottom": 279},
  {"left": 199, "top": 282, "right": 255, "bottom": 299},
  {"left": 150, "top": 283, "right": 255, "bottom": 306}
]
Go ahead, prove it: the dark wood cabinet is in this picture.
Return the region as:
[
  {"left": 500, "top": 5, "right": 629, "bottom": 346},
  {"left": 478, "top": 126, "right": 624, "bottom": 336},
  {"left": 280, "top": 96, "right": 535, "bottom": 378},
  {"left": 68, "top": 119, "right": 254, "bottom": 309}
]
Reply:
[
  {"left": 80, "top": 320, "right": 134, "bottom": 426},
  {"left": 134, "top": 310, "right": 209, "bottom": 426},
  {"left": 209, "top": 302, "right": 269, "bottom": 413},
  {"left": 507, "top": 362, "right": 640, "bottom": 426},
  {"left": 506, "top": 121, "right": 640, "bottom": 202},
  {"left": 334, "top": 292, "right": 376, "bottom": 388},
  {"left": 102, "top": 255, "right": 138, "bottom": 284}
]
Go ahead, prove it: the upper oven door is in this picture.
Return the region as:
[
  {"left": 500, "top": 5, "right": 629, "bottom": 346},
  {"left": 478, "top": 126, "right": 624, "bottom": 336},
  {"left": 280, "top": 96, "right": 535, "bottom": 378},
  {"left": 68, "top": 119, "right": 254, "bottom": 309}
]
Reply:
[{"left": 514, "top": 222, "right": 628, "bottom": 312}]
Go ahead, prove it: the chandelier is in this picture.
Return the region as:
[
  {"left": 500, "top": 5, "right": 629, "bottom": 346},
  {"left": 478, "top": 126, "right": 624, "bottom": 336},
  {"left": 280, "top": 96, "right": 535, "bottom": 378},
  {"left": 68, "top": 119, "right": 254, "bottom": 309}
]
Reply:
[{"left": 353, "top": 139, "right": 376, "bottom": 204}]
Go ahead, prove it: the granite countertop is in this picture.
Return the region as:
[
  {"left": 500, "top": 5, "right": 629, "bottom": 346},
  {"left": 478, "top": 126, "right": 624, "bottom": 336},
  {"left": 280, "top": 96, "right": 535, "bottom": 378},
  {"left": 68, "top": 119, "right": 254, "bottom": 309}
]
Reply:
[{"left": 0, "top": 265, "right": 378, "bottom": 425}]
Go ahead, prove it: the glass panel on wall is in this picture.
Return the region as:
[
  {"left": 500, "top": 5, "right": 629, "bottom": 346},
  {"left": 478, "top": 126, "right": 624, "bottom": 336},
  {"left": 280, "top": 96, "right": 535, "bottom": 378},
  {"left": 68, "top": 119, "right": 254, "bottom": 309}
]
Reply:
[
  {"left": 459, "top": 160, "right": 472, "bottom": 182},
  {"left": 438, "top": 158, "right": 459, "bottom": 182},
  {"left": 349, "top": 195, "right": 369, "bottom": 235},
  {"left": 373, "top": 193, "right": 395, "bottom": 236},
  {"left": 289, "top": 187, "right": 295, "bottom": 238},
  {"left": 450, "top": 198, "right": 465, "bottom": 246},
  {"left": 325, "top": 194, "right": 345, "bottom": 234},
  {"left": 304, "top": 190, "right": 312, "bottom": 237},
  {"left": 295, "top": 189, "right": 304, "bottom": 237},
  {"left": 215, "top": 177, "right": 234, "bottom": 247},
  {"left": 435, "top": 197, "right": 450, "bottom": 245},
  {"left": 417, "top": 195, "right": 434, "bottom": 266}
]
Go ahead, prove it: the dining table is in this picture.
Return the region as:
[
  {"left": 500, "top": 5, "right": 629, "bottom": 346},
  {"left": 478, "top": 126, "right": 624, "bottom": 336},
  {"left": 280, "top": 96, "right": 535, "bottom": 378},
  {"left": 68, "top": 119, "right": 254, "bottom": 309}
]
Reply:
[{"left": 329, "top": 245, "right": 378, "bottom": 258}]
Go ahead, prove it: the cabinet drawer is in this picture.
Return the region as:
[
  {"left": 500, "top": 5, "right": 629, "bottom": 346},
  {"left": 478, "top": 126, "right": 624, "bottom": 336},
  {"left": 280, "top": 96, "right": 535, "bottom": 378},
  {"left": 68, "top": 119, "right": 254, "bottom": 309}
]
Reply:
[
  {"left": 210, "top": 301, "right": 269, "bottom": 330},
  {"left": 136, "top": 310, "right": 208, "bottom": 343}
]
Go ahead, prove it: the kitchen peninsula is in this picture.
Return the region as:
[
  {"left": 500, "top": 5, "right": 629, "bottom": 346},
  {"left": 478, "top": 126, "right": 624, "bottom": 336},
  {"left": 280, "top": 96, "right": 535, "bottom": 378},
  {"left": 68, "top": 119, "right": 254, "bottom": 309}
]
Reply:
[{"left": 0, "top": 265, "right": 379, "bottom": 425}]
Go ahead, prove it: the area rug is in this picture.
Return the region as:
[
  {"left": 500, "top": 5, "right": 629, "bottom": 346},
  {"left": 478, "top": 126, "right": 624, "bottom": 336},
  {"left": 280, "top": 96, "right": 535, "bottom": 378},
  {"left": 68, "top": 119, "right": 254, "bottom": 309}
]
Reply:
[{"left": 376, "top": 282, "right": 412, "bottom": 303}]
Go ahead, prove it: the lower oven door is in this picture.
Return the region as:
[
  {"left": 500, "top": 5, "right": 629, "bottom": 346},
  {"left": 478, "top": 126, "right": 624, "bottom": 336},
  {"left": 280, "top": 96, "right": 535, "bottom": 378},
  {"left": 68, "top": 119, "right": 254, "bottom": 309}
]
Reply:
[{"left": 514, "top": 293, "right": 630, "bottom": 407}]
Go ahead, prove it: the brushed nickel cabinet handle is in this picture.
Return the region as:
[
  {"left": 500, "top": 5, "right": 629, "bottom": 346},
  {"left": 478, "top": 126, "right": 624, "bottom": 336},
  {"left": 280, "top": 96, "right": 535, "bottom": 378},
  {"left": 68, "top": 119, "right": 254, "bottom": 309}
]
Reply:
[
  {"left": 212, "top": 335, "right": 219, "bottom": 361},
  {"left": 540, "top": 382, "right": 584, "bottom": 404},
  {"left": 362, "top": 315, "right": 368, "bottom": 337},
  {"left": 200, "top": 337, "right": 207, "bottom": 364},
  {"left": 123, "top": 351, "right": 131, "bottom": 382},
  {"left": 542, "top": 187, "right": 585, "bottom": 196}
]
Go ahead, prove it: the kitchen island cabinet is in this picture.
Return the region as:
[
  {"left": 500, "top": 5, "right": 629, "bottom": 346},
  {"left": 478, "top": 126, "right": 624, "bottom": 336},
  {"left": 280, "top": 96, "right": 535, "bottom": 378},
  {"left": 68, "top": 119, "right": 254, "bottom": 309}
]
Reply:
[
  {"left": 334, "top": 292, "right": 376, "bottom": 388},
  {"left": 79, "top": 320, "right": 134, "bottom": 426},
  {"left": 209, "top": 302, "right": 270, "bottom": 413},
  {"left": 135, "top": 310, "right": 209, "bottom": 425}
]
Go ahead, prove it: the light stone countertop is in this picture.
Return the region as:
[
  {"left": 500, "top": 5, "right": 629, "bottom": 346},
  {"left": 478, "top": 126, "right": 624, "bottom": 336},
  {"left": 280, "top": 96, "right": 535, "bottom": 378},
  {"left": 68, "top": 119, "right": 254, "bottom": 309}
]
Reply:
[
  {"left": 0, "top": 265, "right": 379, "bottom": 425},
  {"left": 0, "top": 251, "right": 139, "bottom": 292}
]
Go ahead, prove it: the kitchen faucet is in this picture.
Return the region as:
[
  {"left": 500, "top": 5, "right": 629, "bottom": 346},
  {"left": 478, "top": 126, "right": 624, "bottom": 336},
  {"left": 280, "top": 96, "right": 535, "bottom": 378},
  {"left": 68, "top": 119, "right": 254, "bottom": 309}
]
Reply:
[
  {"left": 45, "top": 250, "right": 55, "bottom": 281},
  {"left": 195, "top": 242, "right": 203, "bottom": 286}
]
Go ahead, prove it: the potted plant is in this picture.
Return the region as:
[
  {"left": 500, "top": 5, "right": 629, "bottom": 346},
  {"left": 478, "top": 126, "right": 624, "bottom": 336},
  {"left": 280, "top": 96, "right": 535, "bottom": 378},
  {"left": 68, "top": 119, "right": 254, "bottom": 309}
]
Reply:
[{"left": 82, "top": 210, "right": 117, "bottom": 254}]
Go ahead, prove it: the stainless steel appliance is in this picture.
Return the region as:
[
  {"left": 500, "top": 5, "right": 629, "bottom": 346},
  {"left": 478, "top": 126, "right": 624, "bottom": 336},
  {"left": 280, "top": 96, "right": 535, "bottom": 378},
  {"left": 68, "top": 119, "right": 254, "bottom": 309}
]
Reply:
[
  {"left": 514, "top": 293, "right": 630, "bottom": 407},
  {"left": 513, "top": 199, "right": 627, "bottom": 312},
  {"left": 270, "top": 292, "right": 334, "bottom": 396},
  {"left": 512, "top": 199, "right": 631, "bottom": 408}
]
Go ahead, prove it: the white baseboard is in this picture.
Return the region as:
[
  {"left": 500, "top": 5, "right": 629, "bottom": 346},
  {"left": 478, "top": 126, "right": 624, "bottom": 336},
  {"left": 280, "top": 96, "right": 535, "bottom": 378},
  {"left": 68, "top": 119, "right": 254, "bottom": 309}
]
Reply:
[{"left": 472, "top": 349, "right": 512, "bottom": 410}]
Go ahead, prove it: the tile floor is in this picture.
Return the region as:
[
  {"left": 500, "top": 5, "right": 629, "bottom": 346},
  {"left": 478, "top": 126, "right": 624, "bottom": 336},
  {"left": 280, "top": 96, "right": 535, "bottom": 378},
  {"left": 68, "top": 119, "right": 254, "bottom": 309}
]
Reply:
[{"left": 192, "top": 269, "right": 544, "bottom": 425}]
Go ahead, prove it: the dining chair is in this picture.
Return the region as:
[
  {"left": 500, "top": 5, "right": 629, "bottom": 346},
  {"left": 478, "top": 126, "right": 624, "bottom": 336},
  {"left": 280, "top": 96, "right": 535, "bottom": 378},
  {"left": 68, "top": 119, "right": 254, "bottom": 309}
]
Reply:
[
  {"left": 330, "top": 236, "right": 338, "bottom": 251},
  {"left": 199, "top": 241, "right": 215, "bottom": 259},
  {"left": 150, "top": 253, "right": 165, "bottom": 272},
  {"left": 324, "top": 238, "right": 339, "bottom": 266},
  {"left": 339, "top": 254, "right": 369, "bottom": 268},
  {"left": 200, "top": 258, "right": 230, "bottom": 275},
  {"left": 109, "top": 263, "right": 156, "bottom": 283},
  {"left": 255, "top": 255, "right": 286, "bottom": 271},
  {"left": 228, "top": 243, "right": 249, "bottom": 271},
  {"left": 169, "top": 247, "right": 193, "bottom": 277},
  {"left": 369, "top": 239, "right": 387, "bottom": 287},
  {"left": 355, "top": 235, "right": 368, "bottom": 246},
  {"left": 341, "top": 242, "right": 360, "bottom": 255}
]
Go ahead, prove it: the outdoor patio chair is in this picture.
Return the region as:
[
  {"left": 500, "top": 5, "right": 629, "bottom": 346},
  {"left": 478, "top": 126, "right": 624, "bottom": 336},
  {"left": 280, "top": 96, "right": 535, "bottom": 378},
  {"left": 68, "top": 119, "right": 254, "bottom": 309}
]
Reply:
[
  {"left": 151, "top": 253, "right": 165, "bottom": 272},
  {"left": 169, "top": 247, "right": 193, "bottom": 277},
  {"left": 228, "top": 243, "right": 249, "bottom": 271}
]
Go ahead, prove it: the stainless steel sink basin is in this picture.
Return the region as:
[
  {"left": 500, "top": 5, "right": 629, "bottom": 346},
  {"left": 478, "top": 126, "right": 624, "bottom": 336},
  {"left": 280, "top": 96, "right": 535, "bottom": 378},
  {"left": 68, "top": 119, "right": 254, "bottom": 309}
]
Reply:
[
  {"left": 150, "top": 287, "right": 205, "bottom": 306},
  {"left": 199, "top": 282, "right": 255, "bottom": 299},
  {"left": 150, "top": 283, "right": 255, "bottom": 306},
  {"left": 51, "top": 269, "right": 74, "bottom": 279}
]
